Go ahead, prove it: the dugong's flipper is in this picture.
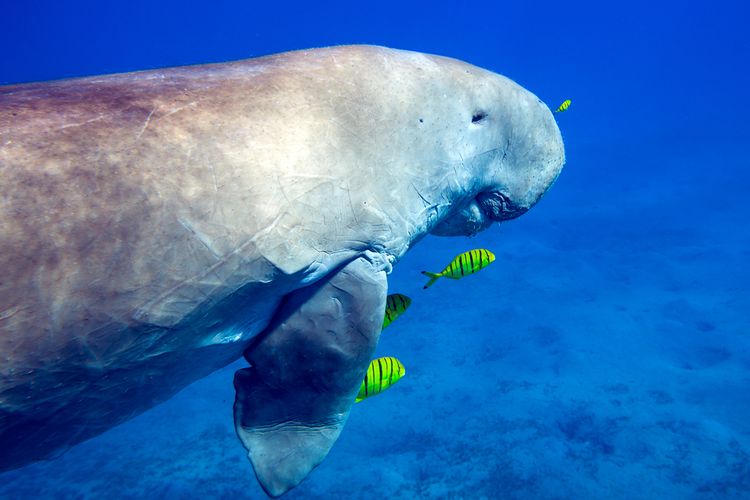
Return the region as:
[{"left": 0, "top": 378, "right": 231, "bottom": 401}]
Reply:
[{"left": 233, "top": 257, "right": 387, "bottom": 497}]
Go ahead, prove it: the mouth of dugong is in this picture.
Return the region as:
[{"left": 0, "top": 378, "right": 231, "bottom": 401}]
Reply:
[{"left": 476, "top": 191, "right": 529, "bottom": 222}]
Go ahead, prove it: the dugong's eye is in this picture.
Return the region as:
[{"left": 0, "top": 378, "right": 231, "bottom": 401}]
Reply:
[{"left": 471, "top": 111, "right": 488, "bottom": 124}]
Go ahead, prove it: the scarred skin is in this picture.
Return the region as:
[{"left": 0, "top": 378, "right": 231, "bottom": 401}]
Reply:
[{"left": 0, "top": 45, "right": 563, "bottom": 478}]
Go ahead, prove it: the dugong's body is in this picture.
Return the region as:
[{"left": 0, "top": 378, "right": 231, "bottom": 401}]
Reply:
[{"left": 0, "top": 46, "right": 563, "bottom": 495}]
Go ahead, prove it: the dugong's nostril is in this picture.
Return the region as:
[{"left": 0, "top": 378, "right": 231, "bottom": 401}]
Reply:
[{"left": 476, "top": 191, "right": 528, "bottom": 221}]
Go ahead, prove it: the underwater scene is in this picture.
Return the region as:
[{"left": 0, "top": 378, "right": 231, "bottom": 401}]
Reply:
[{"left": 1, "top": 1, "right": 748, "bottom": 498}]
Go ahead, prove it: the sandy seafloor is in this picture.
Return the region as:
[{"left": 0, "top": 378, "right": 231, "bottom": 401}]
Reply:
[
  {"left": 2, "top": 2, "right": 750, "bottom": 499},
  {"left": 1, "top": 125, "right": 748, "bottom": 499}
]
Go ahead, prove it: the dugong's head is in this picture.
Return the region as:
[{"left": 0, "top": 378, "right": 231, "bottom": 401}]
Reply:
[{"left": 415, "top": 54, "right": 565, "bottom": 236}]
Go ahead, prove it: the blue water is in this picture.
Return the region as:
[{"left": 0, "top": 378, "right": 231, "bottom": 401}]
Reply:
[{"left": 2, "top": 1, "right": 749, "bottom": 498}]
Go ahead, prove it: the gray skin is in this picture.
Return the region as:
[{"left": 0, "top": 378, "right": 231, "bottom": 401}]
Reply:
[{"left": 0, "top": 45, "right": 564, "bottom": 496}]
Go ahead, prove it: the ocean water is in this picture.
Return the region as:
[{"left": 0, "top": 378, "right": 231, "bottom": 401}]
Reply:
[{"left": 1, "top": 1, "right": 749, "bottom": 498}]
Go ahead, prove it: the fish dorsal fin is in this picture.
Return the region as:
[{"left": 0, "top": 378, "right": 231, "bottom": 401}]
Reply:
[{"left": 233, "top": 257, "right": 387, "bottom": 497}]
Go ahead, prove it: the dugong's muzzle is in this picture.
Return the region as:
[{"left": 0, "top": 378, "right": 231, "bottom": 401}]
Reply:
[
  {"left": 476, "top": 191, "right": 529, "bottom": 222},
  {"left": 430, "top": 190, "right": 535, "bottom": 237}
]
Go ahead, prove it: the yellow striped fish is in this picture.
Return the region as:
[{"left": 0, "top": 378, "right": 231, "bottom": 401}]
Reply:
[
  {"left": 382, "top": 293, "right": 411, "bottom": 330},
  {"left": 554, "top": 99, "right": 571, "bottom": 113},
  {"left": 422, "top": 248, "right": 495, "bottom": 289},
  {"left": 355, "top": 357, "right": 406, "bottom": 403}
]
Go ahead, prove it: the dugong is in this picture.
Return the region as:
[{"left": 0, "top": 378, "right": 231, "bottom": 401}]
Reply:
[{"left": 0, "top": 45, "right": 564, "bottom": 496}]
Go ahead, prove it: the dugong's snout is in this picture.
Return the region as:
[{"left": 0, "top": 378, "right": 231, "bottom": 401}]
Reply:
[
  {"left": 484, "top": 97, "right": 566, "bottom": 222},
  {"left": 476, "top": 191, "right": 529, "bottom": 222},
  {"left": 431, "top": 98, "right": 564, "bottom": 237},
  {"left": 430, "top": 190, "right": 530, "bottom": 237}
]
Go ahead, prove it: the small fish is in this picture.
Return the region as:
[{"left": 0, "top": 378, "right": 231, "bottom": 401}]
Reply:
[
  {"left": 355, "top": 356, "right": 406, "bottom": 403},
  {"left": 382, "top": 293, "right": 412, "bottom": 329},
  {"left": 422, "top": 248, "right": 495, "bottom": 289},
  {"left": 554, "top": 99, "right": 571, "bottom": 113}
]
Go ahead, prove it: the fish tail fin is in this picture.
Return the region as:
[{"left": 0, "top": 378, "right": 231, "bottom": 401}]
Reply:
[{"left": 422, "top": 271, "right": 440, "bottom": 289}]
